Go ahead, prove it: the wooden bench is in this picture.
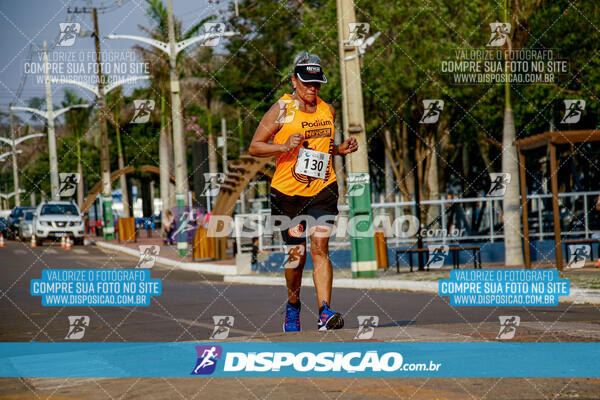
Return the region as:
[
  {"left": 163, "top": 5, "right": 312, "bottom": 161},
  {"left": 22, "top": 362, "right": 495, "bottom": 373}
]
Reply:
[
  {"left": 563, "top": 239, "right": 600, "bottom": 262},
  {"left": 394, "top": 248, "right": 429, "bottom": 272},
  {"left": 395, "top": 245, "right": 482, "bottom": 272},
  {"left": 450, "top": 246, "right": 482, "bottom": 270}
]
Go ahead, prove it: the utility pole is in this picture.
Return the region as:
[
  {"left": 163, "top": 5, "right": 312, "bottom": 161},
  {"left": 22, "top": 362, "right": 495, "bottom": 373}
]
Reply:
[
  {"left": 167, "top": 0, "right": 189, "bottom": 256},
  {"left": 43, "top": 41, "right": 60, "bottom": 200},
  {"left": 92, "top": 8, "right": 115, "bottom": 240},
  {"left": 336, "top": 0, "right": 377, "bottom": 278},
  {"left": 8, "top": 104, "right": 20, "bottom": 206},
  {"left": 221, "top": 118, "right": 228, "bottom": 173}
]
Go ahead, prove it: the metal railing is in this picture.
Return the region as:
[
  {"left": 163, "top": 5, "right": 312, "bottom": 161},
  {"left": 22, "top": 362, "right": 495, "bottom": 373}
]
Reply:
[{"left": 234, "top": 191, "right": 600, "bottom": 251}]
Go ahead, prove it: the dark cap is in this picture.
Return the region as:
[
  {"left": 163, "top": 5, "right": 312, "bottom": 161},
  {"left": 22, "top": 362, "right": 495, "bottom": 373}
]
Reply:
[{"left": 292, "top": 52, "right": 327, "bottom": 84}]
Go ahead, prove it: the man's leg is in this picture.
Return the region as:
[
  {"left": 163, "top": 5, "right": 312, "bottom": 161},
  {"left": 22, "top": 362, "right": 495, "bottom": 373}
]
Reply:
[
  {"left": 309, "top": 226, "right": 333, "bottom": 307},
  {"left": 284, "top": 243, "right": 306, "bottom": 303}
]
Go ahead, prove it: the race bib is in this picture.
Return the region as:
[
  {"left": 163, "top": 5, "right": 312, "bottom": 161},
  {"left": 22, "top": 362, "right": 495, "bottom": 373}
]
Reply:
[{"left": 295, "top": 148, "right": 330, "bottom": 179}]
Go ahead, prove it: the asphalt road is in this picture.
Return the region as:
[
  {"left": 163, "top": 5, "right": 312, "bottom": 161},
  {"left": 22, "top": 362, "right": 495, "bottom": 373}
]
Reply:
[
  {"left": 1, "top": 240, "right": 599, "bottom": 342},
  {"left": 2, "top": 240, "right": 600, "bottom": 399}
]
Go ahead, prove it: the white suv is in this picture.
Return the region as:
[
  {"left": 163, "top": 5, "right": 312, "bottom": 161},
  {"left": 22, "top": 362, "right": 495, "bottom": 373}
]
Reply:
[{"left": 34, "top": 201, "right": 85, "bottom": 245}]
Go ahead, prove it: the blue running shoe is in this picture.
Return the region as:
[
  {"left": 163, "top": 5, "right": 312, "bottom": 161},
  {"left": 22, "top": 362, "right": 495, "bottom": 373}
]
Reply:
[
  {"left": 283, "top": 302, "right": 301, "bottom": 332},
  {"left": 317, "top": 301, "right": 344, "bottom": 331}
]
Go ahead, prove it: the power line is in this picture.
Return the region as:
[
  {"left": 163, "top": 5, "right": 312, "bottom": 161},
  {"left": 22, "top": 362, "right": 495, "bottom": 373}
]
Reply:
[
  {"left": 12, "top": 44, "right": 34, "bottom": 103},
  {"left": 66, "top": 0, "right": 130, "bottom": 15}
]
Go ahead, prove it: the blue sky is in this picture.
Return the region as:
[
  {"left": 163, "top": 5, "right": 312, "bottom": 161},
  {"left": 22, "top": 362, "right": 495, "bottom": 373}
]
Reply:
[{"left": 0, "top": 0, "right": 226, "bottom": 111}]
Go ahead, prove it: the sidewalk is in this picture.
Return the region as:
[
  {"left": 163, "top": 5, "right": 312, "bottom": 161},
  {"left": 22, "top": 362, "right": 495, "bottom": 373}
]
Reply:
[
  {"left": 90, "top": 237, "right": 600, "bottom": 305},
  {"left": 88, "top": 233, "right": 238, "bottom": 275}
]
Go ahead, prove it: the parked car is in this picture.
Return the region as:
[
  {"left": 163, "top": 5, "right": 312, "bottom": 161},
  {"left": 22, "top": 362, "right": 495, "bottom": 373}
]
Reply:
[
  {"left": 7, "top": 206, "right": 35, "bottom": 239},
  {"left": 18, "top": 210, "right": 34, "bottom": 241},
  {"left": 33, "top": 201, "right": 85, "bottom": 245}
]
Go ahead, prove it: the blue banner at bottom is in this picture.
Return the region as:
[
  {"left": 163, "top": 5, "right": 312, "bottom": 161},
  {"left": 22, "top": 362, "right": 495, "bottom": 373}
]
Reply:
[{"left": 0, "top": 342, "right": 598, "bottom": 378}]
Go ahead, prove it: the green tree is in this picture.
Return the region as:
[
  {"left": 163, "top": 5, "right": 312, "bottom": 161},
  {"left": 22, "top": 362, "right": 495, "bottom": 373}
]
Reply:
[{"left": 61, "top": 89, "right": 92, "bottom": 206}]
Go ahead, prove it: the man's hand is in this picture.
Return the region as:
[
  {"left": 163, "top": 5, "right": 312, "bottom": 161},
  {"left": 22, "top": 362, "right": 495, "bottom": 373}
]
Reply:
[
  {"left": 283, "top": 133, "right": 303, "bottom": 152},
  {"left": 337, "top": 137, "right": 358, "bottom": 155}
]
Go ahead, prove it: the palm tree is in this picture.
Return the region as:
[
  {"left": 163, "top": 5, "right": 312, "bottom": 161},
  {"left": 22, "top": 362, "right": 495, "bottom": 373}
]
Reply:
[
  {"left": 61, "top": 89, "right": 92, "bottom": 207},
  {"left": 501, "top": 19, "right": 524, "bottom": 266},
  {"left": 501, "top": 0, "right": 542, "bottom": 266},
  {"left": 106, "top": 86, "right": 131, "bottom": 218}
]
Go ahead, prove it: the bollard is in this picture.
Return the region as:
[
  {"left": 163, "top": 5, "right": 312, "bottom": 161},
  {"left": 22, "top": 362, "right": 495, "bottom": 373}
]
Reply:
[{"left": 374, "top": 229, "right": 388, "bottom": 269}]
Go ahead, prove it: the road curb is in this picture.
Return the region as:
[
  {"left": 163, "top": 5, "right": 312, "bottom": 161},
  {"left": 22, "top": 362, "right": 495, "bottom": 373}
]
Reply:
[
  {"left": 94, "top": 241, "right": 237, "bottom": 275},
  {"left": 567, "top": 288, "right": 600, "bottom": 305},
  {"left": 223, "top": 275, "right": 600, "bottom": 305},
  {"left": 224, "top": 275, "right": 437, "bottom": 293},
  {"left": 92, "top": 241, "right": 600, "bottom": 304}
]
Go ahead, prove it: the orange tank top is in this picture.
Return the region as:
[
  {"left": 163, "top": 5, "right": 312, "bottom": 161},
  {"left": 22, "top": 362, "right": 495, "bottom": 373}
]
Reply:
[{"left": 270, "top": 94, "right": 336, "bottom": 197}]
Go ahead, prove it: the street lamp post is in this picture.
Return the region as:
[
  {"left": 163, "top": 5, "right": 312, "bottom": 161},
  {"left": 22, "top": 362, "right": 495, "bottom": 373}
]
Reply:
[
  {"left": 0, "top": 190, "right": 26, "bottom": 208},
  {"left": 44, "top": 40, "right": 58, "bottom": 201},
  {"left": 0, "top": 126, "right": 44, "bottom": 207},
  {"left": 9, "top": 104, "right": 19, "bottom": 206},
  {"left": 106, "top": 22, "right": 237, "bottom": 257},
  {"left": 10, "top": 41, "right": 90, "bottom": 201},
  {"left": 0, "top": 149, "right": 23, "bottom": 162},
  {"left": 11, "top": 102, "right": 90, "bottom": 201},
  {"left": 167, "top": 0, "right": 189, "bottom": 257},
  {"left": 49, "top": 75, "right": 149, "bottom": 239},
  {"left": 0, "top": 190, "right": 26, "bottom": 200}
]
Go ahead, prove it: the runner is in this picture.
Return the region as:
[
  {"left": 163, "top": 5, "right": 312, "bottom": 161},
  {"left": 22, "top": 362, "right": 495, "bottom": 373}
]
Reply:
[{"left": 249, "top": 52, "right": 358, "bottom": 332}]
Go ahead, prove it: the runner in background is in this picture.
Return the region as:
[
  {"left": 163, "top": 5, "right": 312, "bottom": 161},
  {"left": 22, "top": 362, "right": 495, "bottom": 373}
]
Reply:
[{"left": 249, "top": 52, "right": 358, "bottom": 332}]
